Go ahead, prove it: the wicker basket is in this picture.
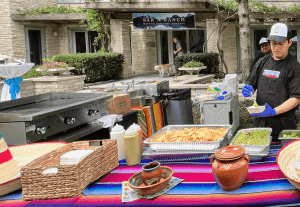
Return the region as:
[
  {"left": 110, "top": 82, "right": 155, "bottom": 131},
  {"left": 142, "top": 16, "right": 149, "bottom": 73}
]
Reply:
[
  {"left": 21, "top": 139, "right": 118, "bottom": 201},
  {"left": 277, "top": 139, "right": 300, "bottom": 190}
]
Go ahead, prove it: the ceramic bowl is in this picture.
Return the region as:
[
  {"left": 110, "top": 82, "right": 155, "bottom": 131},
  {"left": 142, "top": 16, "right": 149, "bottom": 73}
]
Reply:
[{"left": 128, "top": 166, "right": 174, "bottom": 196}]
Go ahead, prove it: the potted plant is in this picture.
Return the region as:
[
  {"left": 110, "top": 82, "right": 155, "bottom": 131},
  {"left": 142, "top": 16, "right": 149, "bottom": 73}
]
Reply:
[
  {"left": 36, "top": 57, "right": 70, "bottom": 76},
  {"left": 179, "top": 62, "right": 206, "bottom": 75}
]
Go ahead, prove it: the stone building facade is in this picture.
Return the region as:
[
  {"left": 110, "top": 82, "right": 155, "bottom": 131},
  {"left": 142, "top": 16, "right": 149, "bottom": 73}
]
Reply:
[{"left": 1, "top": 0, "right": 300, "bottom": 79}]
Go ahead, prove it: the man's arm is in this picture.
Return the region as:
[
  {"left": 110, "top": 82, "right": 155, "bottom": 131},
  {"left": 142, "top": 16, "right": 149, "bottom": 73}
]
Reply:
[
  {"left": 174, "top": 47, "right": 182, "bottom": 54},
  {"left": 274, "top": 97, "right": 299, "bottom": 115}
]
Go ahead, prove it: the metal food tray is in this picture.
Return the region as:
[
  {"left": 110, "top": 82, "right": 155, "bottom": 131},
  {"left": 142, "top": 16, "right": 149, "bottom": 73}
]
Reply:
[
  {"left": 143, "top": 146, "right": 269, "bottom": 162},
  {"left": 278, "top": 130, "right": 300, "bottom": 147},
  {"left": 248, "top": 150, "right": 270, "bottom": 162},
  {"left": 143, "top": 147, "right": 216, "bottom": 162},
  {"left": 229, "top": 128, "right": 273, "bottom": 153},
  {"left": 144, "top": 125, "right": 233, "bottom": 151}
]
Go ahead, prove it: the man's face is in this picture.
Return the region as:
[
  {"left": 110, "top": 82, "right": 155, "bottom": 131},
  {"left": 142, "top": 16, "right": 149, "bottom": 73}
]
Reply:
[
  {"left": 173, "top": 38, "right": 177, "bottom": 43},
  {"left": 260, "top": 43, "right": 271, "bottom": 54},
  {"left": 270, "top": 39, "right": 292, "bottom": 60}
]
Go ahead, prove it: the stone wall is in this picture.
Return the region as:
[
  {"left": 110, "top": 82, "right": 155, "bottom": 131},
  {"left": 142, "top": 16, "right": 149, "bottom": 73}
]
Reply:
[
  {"left": 0, "top": 75, "right": 86, "bottom": 100},
  {"left": 206, "top": 19, "right": 219, "bottom": 54},
  {"left": 131, "top": 28, "right": 158, "bottom": 74},
  {"left": 0, "top": 0, "right": 58, "bottom": 59},
  {"left": 222, "top": 23, "right": 238, "bottom": 73},
  {"left": 110, "top": 19, "right": 132, "bottom": 79},
  {"left": 0, "top": 0, "right": 16, "bottom": 58}
]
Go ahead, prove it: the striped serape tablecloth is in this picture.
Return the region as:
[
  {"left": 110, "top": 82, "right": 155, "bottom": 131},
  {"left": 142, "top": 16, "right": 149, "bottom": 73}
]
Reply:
[
  {"left": 1, "top": 143, "right": 300, "bottom": 207},
  {"left": 153, "top": 101, "right": 164, "bottom": 130},
  {"left": 134, "top": 108, "right": 148, "bottom": 140}
]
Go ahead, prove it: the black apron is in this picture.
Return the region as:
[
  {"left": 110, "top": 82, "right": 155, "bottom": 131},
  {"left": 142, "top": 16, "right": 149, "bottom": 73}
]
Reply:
[{"left": 253, "top": 57, "right": 298, "bottom": 141}]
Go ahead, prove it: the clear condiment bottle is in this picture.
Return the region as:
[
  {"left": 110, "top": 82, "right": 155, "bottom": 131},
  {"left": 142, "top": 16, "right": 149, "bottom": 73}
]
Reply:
[
  {"left": 110, "top": 124, "right": 126, "bottom": 161},
  {"left": 124, "top": 127, "right": 141, "bottom": 166}
]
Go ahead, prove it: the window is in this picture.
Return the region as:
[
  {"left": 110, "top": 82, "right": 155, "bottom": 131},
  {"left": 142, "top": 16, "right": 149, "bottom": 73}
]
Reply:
[
  {"left": 189, "top": 30, "right": 205, "bottom": 53},
  {"left": 69, "top": 29, "right": 102, "bottom": 53}
]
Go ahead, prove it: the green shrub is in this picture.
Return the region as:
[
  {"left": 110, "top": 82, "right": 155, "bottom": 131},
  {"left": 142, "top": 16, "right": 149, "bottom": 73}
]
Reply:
[
  {"left": 174, "top": 53, "right": 220, "bottom": 74},
  {"left": 22, "top": 65, "right": 46, "bottom": 79},
  {"left": 53, "top": 52, "right": 124, "bottom": 83}
]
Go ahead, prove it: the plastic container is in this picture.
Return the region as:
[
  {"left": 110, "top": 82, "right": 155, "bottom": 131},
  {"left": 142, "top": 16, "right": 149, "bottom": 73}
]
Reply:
[
  {"left": 200, "top": 94, "right": 240, "bottom": 135},
  {"left": 110, "top": 124, "right": 126, "bottom": 160},
  {"left": 124, "top": 127, "right": 141, "bottom": 166},
  {"left": 246, "top": 105, "right": 266, "bottom": 114},
  {"left": 128, "top": 123, "right": 143, "bottom": 154},
  {"left": 196, "top": 91, "right": 218, "bottom": 102}
]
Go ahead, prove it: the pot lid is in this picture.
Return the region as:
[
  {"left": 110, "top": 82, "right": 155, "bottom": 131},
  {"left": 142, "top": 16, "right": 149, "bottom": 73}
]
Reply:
[{"left": 215, "top": 145, "right": 245, "bottom": 161}]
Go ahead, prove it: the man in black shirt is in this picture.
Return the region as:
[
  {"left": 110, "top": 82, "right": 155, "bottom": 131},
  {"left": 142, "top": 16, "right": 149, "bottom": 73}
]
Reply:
[
  {"left": 242, "top": 23, "right": 300, "bottom": 141},
  {"left": 249, "top": 37, "right": 272, "bottom": 74}
]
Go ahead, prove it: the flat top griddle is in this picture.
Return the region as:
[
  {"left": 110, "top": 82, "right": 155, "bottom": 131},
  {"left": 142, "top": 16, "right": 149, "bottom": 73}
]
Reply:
[{"left": 0, "top": 92, "right": 111, "bottom": 122}]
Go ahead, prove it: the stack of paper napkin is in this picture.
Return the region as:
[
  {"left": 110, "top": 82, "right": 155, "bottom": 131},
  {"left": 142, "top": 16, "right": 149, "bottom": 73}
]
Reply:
[{"left": 60, "top": 150, "right": 94, "bottom": 165}]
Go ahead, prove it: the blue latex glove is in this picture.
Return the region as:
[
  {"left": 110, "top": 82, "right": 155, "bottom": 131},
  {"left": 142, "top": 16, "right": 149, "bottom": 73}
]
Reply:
[
  {"left": 217, "top": 96, "right": 224, "bottom": 101},
  {"left": 242, "top": 84, "right": 253, "bottom": 97},
  {"left": 250, "top": 103, "right": 276, "bottom": 117}
]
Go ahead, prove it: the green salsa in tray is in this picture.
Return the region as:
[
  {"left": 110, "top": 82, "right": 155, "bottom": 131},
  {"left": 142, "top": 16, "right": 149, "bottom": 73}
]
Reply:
[
  {"left": 230, "top": 128, "right": 273, "bottom": 154},
  {"left": 233, "top": 130, "right": 269, "bottom": 145}
]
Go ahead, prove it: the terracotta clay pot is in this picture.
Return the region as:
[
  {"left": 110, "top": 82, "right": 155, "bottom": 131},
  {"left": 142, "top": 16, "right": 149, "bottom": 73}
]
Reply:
[
  {"left": 141, "top": 162, "right": 162, "bottom": 186},
  {"left": 210, "top": 145, "right": 250, "bottom": 191}
]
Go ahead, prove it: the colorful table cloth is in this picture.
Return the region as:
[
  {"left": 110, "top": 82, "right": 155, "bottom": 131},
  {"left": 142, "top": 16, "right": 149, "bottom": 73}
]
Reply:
[{"left": 1, "top": 143, "right": 300, "bottom": 207}]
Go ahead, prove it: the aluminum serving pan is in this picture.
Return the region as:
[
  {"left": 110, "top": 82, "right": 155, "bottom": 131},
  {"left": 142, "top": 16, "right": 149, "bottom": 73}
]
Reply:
[
  {"left": 278, "top": 130, "right": 300, "bottom": 147},
  {"left": 229, "top": 128, "right": 273, "bottom": 154},
  {"left": 143, "top": 146, "right": 269, "bottom": 162},
  {"left": 143, "top": 147, "right": 216, "bottom": 162},
  {"left": 248, "top": 150, "right": 270, "bottom": 162},
  {"left": 144, "top": 125, "right": 233, "bottom": 151}
]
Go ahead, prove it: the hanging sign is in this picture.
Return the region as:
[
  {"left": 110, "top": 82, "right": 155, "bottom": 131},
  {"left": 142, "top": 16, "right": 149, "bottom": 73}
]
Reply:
[{"left": 133, "top": 13, "right": 195, "bottom": 30}]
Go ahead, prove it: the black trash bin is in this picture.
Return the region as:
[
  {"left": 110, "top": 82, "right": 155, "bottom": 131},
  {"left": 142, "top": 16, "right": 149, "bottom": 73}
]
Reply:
[{"left": 162, "top": 88, "right": 194, "bottom": 125}]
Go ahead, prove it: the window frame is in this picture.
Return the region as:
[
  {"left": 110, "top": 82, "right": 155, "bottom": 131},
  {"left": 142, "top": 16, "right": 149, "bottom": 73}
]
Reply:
[{"left": 69, "top": 28, "right": 89, "bottom": 53}]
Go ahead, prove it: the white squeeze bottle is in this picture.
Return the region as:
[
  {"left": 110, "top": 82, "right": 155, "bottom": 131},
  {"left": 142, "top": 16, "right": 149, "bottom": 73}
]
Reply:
[
  {"left": 124, "top": 126, "right": 141, "bottom": 166},
  {"left": 110, "top": 124, "right": 126, "bottom": 161},
  {"left": 131, "top": 124, "right": 143, "bottom": 154}
]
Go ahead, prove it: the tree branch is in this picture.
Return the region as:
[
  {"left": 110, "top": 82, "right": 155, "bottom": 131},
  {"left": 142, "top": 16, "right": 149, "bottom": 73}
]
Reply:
[{"left": 203, "top": 13, "right": 237, "bottom": 48}]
